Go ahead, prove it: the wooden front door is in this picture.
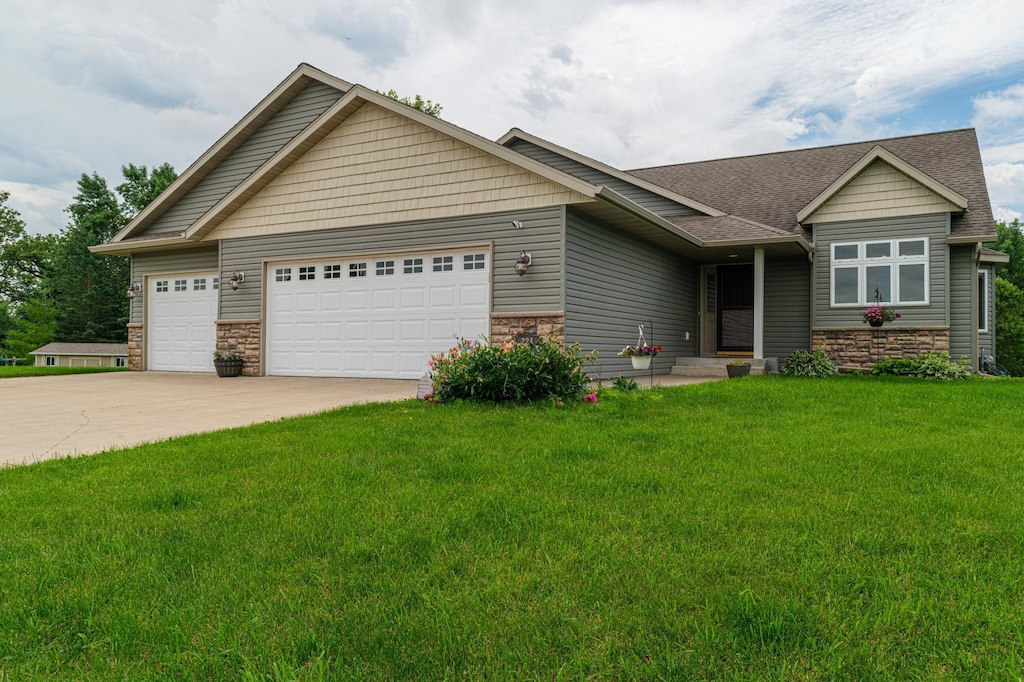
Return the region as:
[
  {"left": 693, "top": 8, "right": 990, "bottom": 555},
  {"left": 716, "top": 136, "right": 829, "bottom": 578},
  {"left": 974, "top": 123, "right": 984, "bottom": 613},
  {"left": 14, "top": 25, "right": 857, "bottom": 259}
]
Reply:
[{"left": 717, "top": 264, "right": 754, "bottom": 352}]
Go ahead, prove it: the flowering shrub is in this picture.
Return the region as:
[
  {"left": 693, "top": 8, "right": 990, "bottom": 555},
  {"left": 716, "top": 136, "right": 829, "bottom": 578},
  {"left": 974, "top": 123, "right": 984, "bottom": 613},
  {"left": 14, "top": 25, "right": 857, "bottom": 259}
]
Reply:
[
  {"left": 429, "top": 336, "right": 596, "bottom": 404},
  {"left": 617, "top": 344, "right": 662, "bottom": 357},
  {"left": 862, "top": 306, "right": 900, "bottom": 325}
]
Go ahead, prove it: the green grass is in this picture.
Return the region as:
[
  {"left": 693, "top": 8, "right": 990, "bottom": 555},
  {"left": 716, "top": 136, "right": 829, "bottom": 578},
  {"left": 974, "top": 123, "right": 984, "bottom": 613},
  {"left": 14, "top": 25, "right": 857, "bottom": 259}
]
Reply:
[
  {"left": 1, "top": 376, "right": 1023, "bottom": 680},
  {"left": 0, "top": 365, "right": 128, "bottom": 378}
]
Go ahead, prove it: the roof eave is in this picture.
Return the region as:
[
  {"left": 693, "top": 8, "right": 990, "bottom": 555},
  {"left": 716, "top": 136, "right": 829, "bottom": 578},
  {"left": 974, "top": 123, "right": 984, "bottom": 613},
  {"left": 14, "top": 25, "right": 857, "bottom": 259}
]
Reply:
[
  {"left": 499, "top": 128, "right": 726, "bottom": 217},
  {"left": 948, "top": 234, "right": 999, "bottom": 245},
  {"left": 89, "top": 235, "right": 196, "bottom": 255},
  {"left": 703, "top": 234, "right": 812, "bottom": 251},
  {"left": 595, "top": 187, "right": 704, "bottom": 247}
]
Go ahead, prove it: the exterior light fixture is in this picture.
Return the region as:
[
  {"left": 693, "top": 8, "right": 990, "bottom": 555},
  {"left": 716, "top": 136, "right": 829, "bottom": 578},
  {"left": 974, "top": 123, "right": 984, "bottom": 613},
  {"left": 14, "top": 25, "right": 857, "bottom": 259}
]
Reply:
[
  {"left": 511, "top": 220, "right": 524, "bottom": 229},
  {"left": 514, "top": 251, "right": 532, "bottom": 276},
  {"left": 126, "top": 282, "right": 142, "bottom": 299},
  {"left": 230, "top": 271, "right": 245, "bottom": 290}
]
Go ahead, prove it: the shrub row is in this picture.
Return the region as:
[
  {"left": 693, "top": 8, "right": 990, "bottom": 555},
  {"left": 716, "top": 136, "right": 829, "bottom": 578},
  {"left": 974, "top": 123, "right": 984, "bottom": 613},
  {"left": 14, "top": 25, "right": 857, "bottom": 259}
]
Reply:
[{"left": 869, "top": 351, "right": 971, "bottom": 380}]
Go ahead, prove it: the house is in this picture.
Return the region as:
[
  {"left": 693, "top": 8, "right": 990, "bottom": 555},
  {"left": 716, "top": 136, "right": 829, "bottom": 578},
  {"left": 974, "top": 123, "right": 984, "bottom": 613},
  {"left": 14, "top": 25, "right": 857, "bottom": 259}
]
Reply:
[
  {"left": 30, "top": 343, "right": 129, "bottom": 368},
  {"left": 92, "top": 63, "right": 1002, "bottom": 378}
]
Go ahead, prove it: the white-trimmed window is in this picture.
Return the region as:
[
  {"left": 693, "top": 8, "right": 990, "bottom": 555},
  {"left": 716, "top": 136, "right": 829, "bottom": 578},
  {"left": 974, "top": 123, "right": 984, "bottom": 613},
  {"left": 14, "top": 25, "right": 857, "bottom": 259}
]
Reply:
[
  {"left": 275, "top": 268, "right": 291, "bottom": 282},
  {"left": 979, "top": 270, "right": 990, "bottom": 333},
  {"left": 213, "top": 277, "right": 219, "bottom": 290},
  {"left": 193, "top": 278, "right": 207, "bottom": 290},
  {"left": 432, "top": 255, "right": 453, "bottom": 272},
  {"left": 324, "top": 264, "right": 341, "bottom": 279},
  {"left": 830, "top": 238, "right": 929, "bottom": 307},
  {"left": 174, "top": 279, "right": 188, "bottom": 292},
  {"left": 115, "top": 357, "right": 127, "bottom": 367},
  {"left": 349, "top": 262, "right": 367, "bottom": 278},
  {"left": 45, "top": 356, "right": 56, "bottom": 366},
  {"left": 403, "top": 258, "right": 423, "bottom": 274},
  {"left": 376, "top": 260, "right": 394, "bottom": 276},
  {"left": 464, "top": 253, "right": 486, "bottom": 270},
  {"left": 299, "top": 266, "right": 316, "bottom": 281},
  {"left": 156, "top": 280, "right": 168, "bottom": 293}
]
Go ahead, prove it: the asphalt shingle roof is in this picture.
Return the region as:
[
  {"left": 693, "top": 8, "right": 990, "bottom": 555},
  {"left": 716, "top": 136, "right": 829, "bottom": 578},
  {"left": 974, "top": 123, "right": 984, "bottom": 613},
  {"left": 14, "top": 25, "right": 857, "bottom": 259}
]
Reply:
[
  {"left": 628, "top": 128, "right": 995, "bottom": 241},
  {"left": 30, "top": 343, "right": 129, "bottom": 356}
]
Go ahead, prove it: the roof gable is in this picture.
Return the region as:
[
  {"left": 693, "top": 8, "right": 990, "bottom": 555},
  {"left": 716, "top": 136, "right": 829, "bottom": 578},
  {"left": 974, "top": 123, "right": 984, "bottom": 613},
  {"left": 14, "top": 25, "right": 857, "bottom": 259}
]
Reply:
[
  {"left": 110, "top": 64, "right": 351, "bottom": 243},
  {"left": 798, "top": 147, "right": 967, "bottom": 224},
  {"left": 201, "top": 97, "right": 595, "bottom": 240}
]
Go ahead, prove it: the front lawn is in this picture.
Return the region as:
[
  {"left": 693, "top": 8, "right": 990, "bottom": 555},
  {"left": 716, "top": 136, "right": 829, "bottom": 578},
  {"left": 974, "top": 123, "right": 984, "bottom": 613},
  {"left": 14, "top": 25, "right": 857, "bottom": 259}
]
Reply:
[
  {"left": 0, "top": 365, "right": 127, "bottom": 379},
  {"left": 1, "top": 377, "right": 1022, "bottom": 679}
]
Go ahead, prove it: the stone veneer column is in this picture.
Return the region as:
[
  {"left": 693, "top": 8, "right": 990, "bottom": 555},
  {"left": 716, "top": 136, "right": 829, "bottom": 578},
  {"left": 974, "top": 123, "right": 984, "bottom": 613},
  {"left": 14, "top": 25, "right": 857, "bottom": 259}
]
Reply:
[
  {"left": 126, "top": 323, "right": 143, "bottom": 371},
  {"left": 811, "top": 327, "right": 950, "bottom": 370},
  {"left": 489, "top": 313, "right": 566, "bottom": 344},
  {"left": 216, "top": 321, "right": 262, "bottom": 376}
]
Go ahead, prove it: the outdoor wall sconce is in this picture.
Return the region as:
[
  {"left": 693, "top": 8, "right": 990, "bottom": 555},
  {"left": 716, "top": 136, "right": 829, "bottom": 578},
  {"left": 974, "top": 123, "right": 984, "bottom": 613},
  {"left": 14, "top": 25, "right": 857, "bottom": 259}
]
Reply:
[
  {"left": 514, "top": 251, "right": 532, "bottom": 276},
  {"left": 126, "top": 282, "right": 142, "bottom": 299},
  {"left": 229, "top": 271, "right": 245, "bottom": 290},
  {"left": 511, "top": 220, "right": 524, "bottom": 229}
]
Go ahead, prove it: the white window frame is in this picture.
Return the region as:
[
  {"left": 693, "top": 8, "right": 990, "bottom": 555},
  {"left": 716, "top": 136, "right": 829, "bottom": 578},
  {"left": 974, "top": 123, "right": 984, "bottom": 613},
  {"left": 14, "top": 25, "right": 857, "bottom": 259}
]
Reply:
[
  {"left": 979, "top": 269, "right": 990, "bottom": 334},
  {"left": 45, "top": 356, "right": 56, "bottom": 367},
  {"left": 115, "top": 356, "right": 127, "bottom": 367},
  {"left": 830, "top": 238, "right": 929, "bottom": 307}
]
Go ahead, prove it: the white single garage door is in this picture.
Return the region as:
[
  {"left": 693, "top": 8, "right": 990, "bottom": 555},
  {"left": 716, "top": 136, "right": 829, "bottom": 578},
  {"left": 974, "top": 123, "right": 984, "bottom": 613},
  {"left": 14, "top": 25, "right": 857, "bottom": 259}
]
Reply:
[
  {"left": 267, "top": 249, "right": 489, "bottom": 378},
  {"left": 148, "top": 273, "right": 219, "bottom": 372}
]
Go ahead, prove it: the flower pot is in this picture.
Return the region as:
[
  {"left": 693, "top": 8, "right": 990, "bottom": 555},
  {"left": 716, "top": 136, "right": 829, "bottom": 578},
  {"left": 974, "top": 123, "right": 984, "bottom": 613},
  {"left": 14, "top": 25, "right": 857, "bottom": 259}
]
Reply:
[
  {"left": 631, "top": 355, "right": 652, "bottom": 370},
  {"left": 214, "top": 358, "right": 243, "bottom": 377},
  {"left": 727, "top": 363, "right": 751, "bottom": 378},
  {"left": 868, "top": 319, "right": 884, "bottom": 328}
]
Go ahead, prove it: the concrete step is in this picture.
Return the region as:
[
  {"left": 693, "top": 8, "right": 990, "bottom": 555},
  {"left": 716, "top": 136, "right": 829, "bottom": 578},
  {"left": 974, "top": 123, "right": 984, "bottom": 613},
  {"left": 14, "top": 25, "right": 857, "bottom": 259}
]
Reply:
[{"left": 669, "top": 357, "right": 778, "bottom": 377}]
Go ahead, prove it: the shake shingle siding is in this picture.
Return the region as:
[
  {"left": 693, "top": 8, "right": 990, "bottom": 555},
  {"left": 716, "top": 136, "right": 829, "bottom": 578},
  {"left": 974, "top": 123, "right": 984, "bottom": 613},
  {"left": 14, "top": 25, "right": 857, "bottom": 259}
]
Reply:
[
  {"left": 507, "top": 139, "right": 698, "bottom": 218},
  {"left": 218, "top": 206, "right": 565, "bottom": 321},
  {"left": 141, "top": 83, "right": 344, "bottom": 237},
  {"left": 565, "top": 209, "right": 697, "bottom": 377}
]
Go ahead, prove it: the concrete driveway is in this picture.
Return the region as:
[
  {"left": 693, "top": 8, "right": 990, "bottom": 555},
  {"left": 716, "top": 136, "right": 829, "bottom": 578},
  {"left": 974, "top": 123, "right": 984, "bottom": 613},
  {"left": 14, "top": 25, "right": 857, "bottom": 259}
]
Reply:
[{"left": 0, "top": 372, "right": 418, "bottom": 466}]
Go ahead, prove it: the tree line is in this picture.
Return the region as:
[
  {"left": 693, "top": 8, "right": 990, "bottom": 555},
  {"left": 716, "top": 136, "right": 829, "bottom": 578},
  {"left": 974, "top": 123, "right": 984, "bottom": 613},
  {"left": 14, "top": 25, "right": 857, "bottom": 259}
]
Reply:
[
  {"left": 0, "top": 164, "right": 177, "bottom": 360},
  {"left": 987, "top": 219, "right": 1024, "bottom": 375}
]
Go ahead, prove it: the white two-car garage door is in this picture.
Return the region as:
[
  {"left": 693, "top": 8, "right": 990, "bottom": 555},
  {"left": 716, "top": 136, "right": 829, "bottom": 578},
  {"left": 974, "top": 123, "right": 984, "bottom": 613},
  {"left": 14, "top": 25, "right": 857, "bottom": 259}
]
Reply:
[
  {"left": 148, "top": 273, "right": 218, "bottom": 372},
  {"left": 267, "top": 249, "right": 489, "bottom": 378}
]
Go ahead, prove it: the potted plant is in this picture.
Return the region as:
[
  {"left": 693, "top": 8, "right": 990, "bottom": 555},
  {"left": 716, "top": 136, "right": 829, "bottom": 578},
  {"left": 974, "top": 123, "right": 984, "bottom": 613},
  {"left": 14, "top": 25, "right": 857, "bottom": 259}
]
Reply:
[
  {"left": 727, "top": 359, "right": 751, "bottom": 378},
  {"left": 213, "top": 350, "right": 243, "bottom": 377},
  {"left": 618, "top": 344, "right": 662, "bottom": 370},
  {"left": 863, "top": 305, "right": 900, "bottom": 328}
]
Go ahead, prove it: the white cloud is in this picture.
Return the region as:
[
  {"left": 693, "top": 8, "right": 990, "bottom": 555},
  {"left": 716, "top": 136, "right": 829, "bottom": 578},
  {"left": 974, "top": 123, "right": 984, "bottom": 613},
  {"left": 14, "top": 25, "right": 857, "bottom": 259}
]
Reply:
[
  {"left": 995, "top": 206, "right": 1022, "bottom": 222},
  {"left": 3, "top": 0, "right": 1024, "bottom": 232},
  {"left": 0, "top": 181, "right": 76, "bottom": 235},
  {"left": 984, "top": 162, "right": 1024, "bottom": 208}
]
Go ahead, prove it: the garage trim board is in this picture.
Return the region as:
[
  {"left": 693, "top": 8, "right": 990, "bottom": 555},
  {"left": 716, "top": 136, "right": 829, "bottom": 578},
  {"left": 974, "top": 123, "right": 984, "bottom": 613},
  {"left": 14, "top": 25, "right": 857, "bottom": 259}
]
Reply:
[{"left": 265, "top": 247, "right": 491, "bottom": 378}]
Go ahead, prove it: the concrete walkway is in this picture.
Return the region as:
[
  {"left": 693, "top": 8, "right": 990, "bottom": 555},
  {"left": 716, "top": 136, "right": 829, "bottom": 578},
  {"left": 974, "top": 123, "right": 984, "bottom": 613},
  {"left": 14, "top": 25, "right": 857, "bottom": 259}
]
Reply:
[{"left": 0, "top": 372, "right": 418, "bottom": 467}]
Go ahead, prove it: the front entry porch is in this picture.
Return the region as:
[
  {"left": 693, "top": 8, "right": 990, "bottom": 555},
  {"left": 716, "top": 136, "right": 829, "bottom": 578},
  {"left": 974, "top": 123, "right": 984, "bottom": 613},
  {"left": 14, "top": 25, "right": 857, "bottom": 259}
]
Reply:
[{"left": 699, "top": 249, "right": 765, "bottom": 359}]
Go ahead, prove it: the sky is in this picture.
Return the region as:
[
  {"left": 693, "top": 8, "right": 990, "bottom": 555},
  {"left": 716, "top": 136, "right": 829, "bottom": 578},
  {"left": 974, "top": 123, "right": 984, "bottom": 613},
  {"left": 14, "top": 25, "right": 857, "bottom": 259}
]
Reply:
[{"left": 1, "top": 0, "right": 1023, "bottom": 235}]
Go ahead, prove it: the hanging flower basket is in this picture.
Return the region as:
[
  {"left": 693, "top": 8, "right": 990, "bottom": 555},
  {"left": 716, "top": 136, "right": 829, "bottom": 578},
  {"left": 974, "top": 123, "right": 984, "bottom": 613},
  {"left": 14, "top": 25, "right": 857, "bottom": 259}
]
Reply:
[
  {"left": 863, "top": 305, "right": 900, "bottom": 327},
  {"left": 630, "top": 355, "right": 652, "bottom": 370}
]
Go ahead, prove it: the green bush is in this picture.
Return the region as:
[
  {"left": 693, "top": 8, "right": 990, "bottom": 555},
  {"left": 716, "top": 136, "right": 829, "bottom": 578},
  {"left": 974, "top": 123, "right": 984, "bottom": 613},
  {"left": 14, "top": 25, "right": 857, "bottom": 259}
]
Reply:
[
  {"left": 870, "top": 352, "right": 971, "bottom": 380},
  {"left": 429, "top": 337, "right": 596, "bottom": 404},
  {"left": 995, "top": 276, "right": 1024, "bottom": 376},
  {"left": 781, "top": 348, "right": 839, "bottom": 377},
  {"left": 612, "top": 375, "right": 640, "bottom": 391}
]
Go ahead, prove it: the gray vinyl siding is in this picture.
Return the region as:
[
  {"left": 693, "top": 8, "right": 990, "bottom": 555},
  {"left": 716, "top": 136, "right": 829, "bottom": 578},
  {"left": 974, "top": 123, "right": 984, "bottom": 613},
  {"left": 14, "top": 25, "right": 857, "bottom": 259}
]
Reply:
[
  {"left": 142, "top": 83, "right": 344, "bottom": 236},
  {"left": 565, "top": 209, "right": 698, "bottom": 377},
  {"left": 507, "top": 139, "right": 699, "bottom": 218},
  {"left": 218, "top": 206, "right": 565, "bottom": 320},
  {"left": 813, "top": 214, "right": 948, "bottom": 327},
  {"left": 129, "top": 247, "right": 220, "bottom": 323},
  {"left": 979, "top": 264, "right": 995, "bottom": 361},
  {"left": 764, "top": 257, "right": 811, "bottom": 357},
  {"left": 949, "top": 245, "right": 974, "bottom": 364}
]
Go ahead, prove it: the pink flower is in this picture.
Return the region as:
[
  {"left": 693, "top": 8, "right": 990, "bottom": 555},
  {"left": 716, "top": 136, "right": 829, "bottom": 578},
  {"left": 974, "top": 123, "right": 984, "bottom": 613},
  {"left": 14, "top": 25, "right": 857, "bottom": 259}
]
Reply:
[{"left": 584, "top": 392, "right": 598, "bottom": 403}]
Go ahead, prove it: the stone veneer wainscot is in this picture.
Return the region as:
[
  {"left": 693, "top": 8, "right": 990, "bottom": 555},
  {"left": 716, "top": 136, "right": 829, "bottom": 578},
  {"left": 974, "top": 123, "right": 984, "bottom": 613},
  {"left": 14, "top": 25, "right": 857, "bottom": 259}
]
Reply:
[
  {"left": 812, "top": 326, "right": 950, "bottom": 369},
  {"left": 216, "top": 321, "right": 262, "bottom": 376},
  {"left": 126, "top": 323, "right": 143, "bottom": 371},
  {"left": 489, "top": 313, "right": 565, "bottom": 344}
]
